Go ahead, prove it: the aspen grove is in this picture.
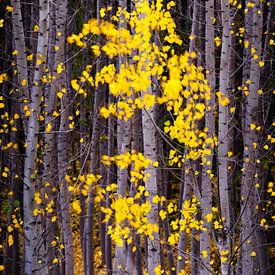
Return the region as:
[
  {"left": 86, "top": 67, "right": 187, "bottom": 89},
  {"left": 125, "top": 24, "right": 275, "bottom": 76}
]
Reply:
[{"left": 0, "top": 0, "right": 274, "bottom": 274}]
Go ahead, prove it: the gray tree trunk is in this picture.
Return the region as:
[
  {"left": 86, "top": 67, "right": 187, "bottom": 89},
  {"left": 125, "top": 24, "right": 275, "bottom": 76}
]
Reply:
[
  {"left": 217, "top": 1, "right": 232, "bottom": 273},
  {"left": 22, "top": 0, "right": 49, "bottom": 273},
  {"left": 55, "top": 1, "right": 74, "bottom": 274},
  {"left": 239, "top": 1, "right": 263, "bottom": 274},
  {"left": 199, "top": 0, "right": 215, "bottom": 273},
  {"left": 10, "top": 0, "right": 29, "bottom": 132}
]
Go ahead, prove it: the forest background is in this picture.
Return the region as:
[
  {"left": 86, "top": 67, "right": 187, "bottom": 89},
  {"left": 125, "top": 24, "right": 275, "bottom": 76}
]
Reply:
[{"left": 0, "top": 0, "right": 274, "bottom": 274}]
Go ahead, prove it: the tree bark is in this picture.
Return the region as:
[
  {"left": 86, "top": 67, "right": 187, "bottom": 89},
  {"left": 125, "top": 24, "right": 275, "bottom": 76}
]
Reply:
[
  {"left": 199, "top": 0, "right": 215, "bottom": 273},
  {"left": 239, "top": 1, "right": 263, "bottom": 273},
  {"left": 217, "top": 1, "right": 232, "bottom": 273}
]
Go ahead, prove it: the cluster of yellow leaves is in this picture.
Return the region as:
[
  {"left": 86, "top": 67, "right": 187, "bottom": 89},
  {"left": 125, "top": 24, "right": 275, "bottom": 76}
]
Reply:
[
  {"left": 102, "top": 186, "right": 158, "bottom": 247},
  {"left": 68, "top": 0, "right": 213, "bottom": 164},
  {"left": 66, "top": 173, "right": 102, "bottom": 198},
  {"left": 102, "top": 151, "right": 158, "bottom": 185},
  {"left": 167, "top": 196, "right": 202, "bottom": 245}
]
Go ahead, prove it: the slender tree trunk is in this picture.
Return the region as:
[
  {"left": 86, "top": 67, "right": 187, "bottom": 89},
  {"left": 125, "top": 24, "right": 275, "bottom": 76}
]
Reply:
[
  {"left": 43, "top": 1, "right": 59, "bottom": 272},
  {"left": 199, "top": 0, "right": 215, "bottom": 273},
  {"left": 85, "top": 1, "right": 107, "bottom": 272},
  {"left": 114, "top": 1, "right": 132, "bottom": 272},
  {"left": 55, "top": 1, "right": 74, "bottom": 274},
  {"left": 239, "top": 1, "right": 263, "bottom": 274},
  {"left": 142, "top": 103, "right": 160, "bottom": 274},
  {"left": 21, "top": 0, "right": 49, "bottom": 273},
  {"left": 177, "top": 170, "right": 193, "bottom": 273},
  {"left": 79, "top": 0, "right": 92, "bottom": 266},
  {"left": 217, "top": 1, "right": 232, "bottom": 273},
  {"left": 10, "top": 0, "right": 29, "bottom": 131}
]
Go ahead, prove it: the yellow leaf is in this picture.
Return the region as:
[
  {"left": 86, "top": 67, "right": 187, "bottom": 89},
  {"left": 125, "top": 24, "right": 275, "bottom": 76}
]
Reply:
[
  {"left": 251, "top": 251, "right": 256, "bottom": 257},
  {"left": 0, "top": 265, "right": 4, "bottom": 271},
  {"left": 53, "top": 258, "right": 58, "bottom": 264},
  {"left": 244, "top": 40, "right": 249, "bottom": 48},
  {"left": 100, "top": 8, "right": 106, "bottom": 18},
  {"left": 72, "top": 200, "right": 81, "bottom": 214},
  {"left": 7, "top": 226, "right": 13, "bottom": 233},
  {"left": 263, "top": 144, "right": 269, "bottom": 150},
  {"left": 33, "top": 209, "right": 40, "bottom": 216},
  {"left": 214, "top": 37, "right": 221, "bottom": 47},
  {"left": 46, "top": 123, "right": 52, "bottom": 133},
  {"left": 21, "top": 79, "right": 27, "bottom": 86},
  {"left": 230, "top": 107, "right": 235, "bottom": 113},
  {"left": 57, "top": 62, "right": 64, "bottom": 74},
  {"left": 201, "top": 250, "right": 208, "bottom": 259},
  {"left": 2, "top": 172, "right": 8, "bottom": 178},
  {"left": 250, "top": 124, "right": 256, "bottom": 130},
  {"left": 27, "top": 54, "right": 33, "bottom": 61},
  {"left": 6, "top": 6, "right": 14, "bottom": 12},
  {"left": 159, "top": 209, "right": 167, "bottom": 220},
  {"left": 8, "top": 235, "right": 14, "bottom": 246},
  {"left": 152, "top": 195, "right": 161, "bottom": 204},
  {"left": 34, "top": 25, "right": 40, "bottom": 32}
]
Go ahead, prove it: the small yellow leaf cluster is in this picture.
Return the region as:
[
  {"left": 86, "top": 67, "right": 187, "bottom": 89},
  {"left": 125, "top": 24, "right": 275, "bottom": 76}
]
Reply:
[
  {"left": 102, "top": 151, "right": 157, "bottom": 184},
  {"left": 103, "top": 188, "right": 158, "bottom": 247},
  {"left": 0, "top": 73, "right": 8, "bottom": 83},
  {"left": 179, "top": 197, "right": 202, "bottom": 234}
]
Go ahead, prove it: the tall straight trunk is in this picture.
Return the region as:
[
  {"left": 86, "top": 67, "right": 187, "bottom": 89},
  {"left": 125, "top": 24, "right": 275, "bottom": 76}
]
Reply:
[
  {"left": 189, "top": 0, "right": 200, "bottom": 55},
  {"left": 99, "top": 108, "right": 108, "bottom": 266},
  {"left": 179, "top": 1, "right": 201, "bottom": 273},
  {"left": 227, "top": 6, "right": 236, "bottom": 226},
  {"left": 140, "top": 3, "right": 160, "bottom": 272},
  {"left": 158, "top": 149, "right": 175, "bottom": 275},
  {"left": 177, "top": 170, "right": 193, "bottom": 273},
  {"left": 142, "top": 103, "right": 160, "bottom": 274},
  {"left": 239, "top": 1, "right": 263, "bottom": 274},
  {"left": 217, "top": 1, "right": 232, "bottom": 273},
  {"left": 55, "top": 1, "right": 74, "bottom": 274},
  {"left": 240, "top": 4, "right": 253, "bottom": 131},
  {"left": 79, "top": 0, "right": 92, "bottom": 265},
  {"left": 4, "top": 103, "right": 22, "bottom": 275},
  {"left": 58, "top": 92, "right": 74, "bottom": 275},
  {"left": 105, "top": 95, "right": 115, "bottom": 275},
  {"left": 199, "top": 0, "right": 215, "bottom": 273},
  {"left": 85, "top": 80, "right": 101, "bottom": 275},
  {"left": 22, "top": 0, "right": 49, "bottom": 273},
  {"left": 43, "top": 1, "right": 59, "bottom": 272},
  {"left": 114, "top": 0, "right": 132, "bottom": 272},
  {"left": 128, "top": 98, "right": 143, "bottom": 275},
  {"left": 10, "top": 0, "right": 29, "bottom": 132},
  {"left": 85, "top": 2, "right": 107, "bottom": 273}
]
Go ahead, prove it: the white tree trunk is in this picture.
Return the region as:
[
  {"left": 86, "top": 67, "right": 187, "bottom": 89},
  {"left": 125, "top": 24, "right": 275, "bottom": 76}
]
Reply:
[
  {"left": 199, "top": 0, "right": 215, "bottom": 273},
  {"left": 239, "top": 0, "right": 263, "bottom": 273},
  {"left": 217, "top": 1, "right": 232, "bottom": 274},
  {"left": 23, "top": 0, "right": 49, "bottom": 273}
]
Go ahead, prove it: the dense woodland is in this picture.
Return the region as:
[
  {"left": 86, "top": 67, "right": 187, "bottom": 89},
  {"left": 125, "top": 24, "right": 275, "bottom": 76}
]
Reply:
[{"left": 0, "top": 0, "right": 274, "bottom": 274}]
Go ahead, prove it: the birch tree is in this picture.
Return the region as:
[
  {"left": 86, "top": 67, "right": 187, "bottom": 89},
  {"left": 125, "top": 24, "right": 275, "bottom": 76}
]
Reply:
[
  {"left": 200, "top": 0, "right": 215, "bottom": 272},
  {"left": 239, "top": 0, "right": 264, "bottom": 273},
  {"left": 217, "top": 1, "right": 233, "bottom": 273},
  {"left": 21, "top": 0, "right": 49, "bottom": 273}
]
